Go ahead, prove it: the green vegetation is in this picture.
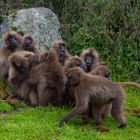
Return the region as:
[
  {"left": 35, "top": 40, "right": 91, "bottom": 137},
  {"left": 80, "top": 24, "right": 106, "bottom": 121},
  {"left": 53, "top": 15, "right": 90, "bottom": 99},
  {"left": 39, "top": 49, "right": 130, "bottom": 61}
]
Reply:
[
  {"left": 59, "top": 0, "right": 140, "bottom": 81},
  {"left": 0, "top": 0, "right": 140, "bottom": 140}
]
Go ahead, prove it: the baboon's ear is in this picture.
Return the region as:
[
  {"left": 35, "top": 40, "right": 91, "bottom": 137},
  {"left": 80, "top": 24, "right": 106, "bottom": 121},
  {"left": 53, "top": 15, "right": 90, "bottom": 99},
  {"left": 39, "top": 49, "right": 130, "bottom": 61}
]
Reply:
[{"left": 9, "top": 56, "right": 15, "bottom": 63}]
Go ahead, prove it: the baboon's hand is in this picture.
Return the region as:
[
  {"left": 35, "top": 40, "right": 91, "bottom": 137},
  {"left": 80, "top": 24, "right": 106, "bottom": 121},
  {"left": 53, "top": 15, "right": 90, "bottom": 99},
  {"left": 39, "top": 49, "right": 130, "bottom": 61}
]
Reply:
[{"left": 58, "top": 120, "right": 65, "bottom": 127}]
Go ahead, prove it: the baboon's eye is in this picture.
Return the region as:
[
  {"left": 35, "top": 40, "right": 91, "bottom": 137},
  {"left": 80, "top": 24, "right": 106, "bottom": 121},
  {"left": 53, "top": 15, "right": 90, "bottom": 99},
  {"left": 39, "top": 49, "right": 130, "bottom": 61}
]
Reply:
[
  {"left": 59, "top": 43, "right": 65, "bottom": 48},
  {"left": 8, "top": 35, "right": 17, "bottom": 41}
]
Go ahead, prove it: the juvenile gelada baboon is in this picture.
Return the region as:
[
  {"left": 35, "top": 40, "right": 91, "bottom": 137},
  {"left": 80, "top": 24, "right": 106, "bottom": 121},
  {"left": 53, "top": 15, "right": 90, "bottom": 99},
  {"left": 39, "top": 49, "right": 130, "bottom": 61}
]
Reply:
[
  {"left": 28, "top": 50, "right": 65, "bottom": 106},
  {"left": 22, "top": 34, "right": 40, "bottom": 55},
  {"left": 59, "top": 67, "right": 127, "bottom": 130},
  {"left": 51, "top": 40, "right": 71, "bottom": 66}
]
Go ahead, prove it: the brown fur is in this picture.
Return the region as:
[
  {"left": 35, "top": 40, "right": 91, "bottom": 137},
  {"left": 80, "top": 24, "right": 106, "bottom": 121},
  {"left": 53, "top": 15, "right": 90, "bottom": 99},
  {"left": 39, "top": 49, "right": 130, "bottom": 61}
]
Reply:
[
  {"left": 126, "top": 109, "right": 140, "bottom": 117},
  {"left": 0, "top": 31, "right": 22, "bottom": 81},
  {"left": 80, "top": 48, "right": 99, "bottom": 72},
  {"left": 59, "top": 67, "right": 127, "bottom": 129},
  {"left": 51, "top": 40, "right": 71, "bottom": 66},
  {"left": 8, "top": 51, "right": 38, "bottom": 102},
  {"left": 96, "top": 124, "right": 110, "bottom": 132},
  {"left": 116, "top": 82, "right": 140, "bottom": 89},
  {"left": 25, "top": 52, "right": 48, "bottom": 106},
  {"left": 5, "top": 96, "right": 19, "bottom": 105},
  {"left": 64, "top": 56, "right": 87, "bottom": 72},
  {"left": 91, "top": 65, "right": 140, "bottom": 90},
  {"left": 62, "top": 56, "right": 87, "bottom": 106},
  {"left": 28, "top": 50, "right": 65, "bottom": 106},
  {"left": 87, "top": 64, "right": 140, "bottom": 122},
  {"left": 78, "top": 60, "right": 110, "bottom": 122},
  {"left": 22, "top": 34, "right": 40, "bottom": 55},
  {"left": 80, "top": 64, "right": 111, "bottom": 123},
  {"left": 91, "top": 64, "right": 110, "bottom": 78},
  {"left": 0, "top": 31, "right": 23, "bottom": 99}
]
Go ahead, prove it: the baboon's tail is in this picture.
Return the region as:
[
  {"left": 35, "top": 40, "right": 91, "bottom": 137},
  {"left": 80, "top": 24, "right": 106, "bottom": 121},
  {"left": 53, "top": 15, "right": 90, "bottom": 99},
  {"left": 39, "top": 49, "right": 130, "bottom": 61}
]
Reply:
[{"left": 116, "top": 82, "right": 140, "bottom": 89}]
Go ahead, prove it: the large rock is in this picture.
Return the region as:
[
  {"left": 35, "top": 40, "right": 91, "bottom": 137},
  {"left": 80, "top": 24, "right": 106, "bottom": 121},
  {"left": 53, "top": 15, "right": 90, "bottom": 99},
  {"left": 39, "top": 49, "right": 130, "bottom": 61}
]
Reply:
[{"left": 0, "top": 7, "right": 61, "bottom": 51}]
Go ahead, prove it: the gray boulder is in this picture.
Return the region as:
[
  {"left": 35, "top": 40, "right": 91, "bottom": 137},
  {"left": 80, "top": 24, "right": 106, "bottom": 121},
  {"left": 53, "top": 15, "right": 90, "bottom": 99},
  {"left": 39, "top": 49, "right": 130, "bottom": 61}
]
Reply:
[{"left": 0, "top": 7, "right": 61, "bottom": 51}]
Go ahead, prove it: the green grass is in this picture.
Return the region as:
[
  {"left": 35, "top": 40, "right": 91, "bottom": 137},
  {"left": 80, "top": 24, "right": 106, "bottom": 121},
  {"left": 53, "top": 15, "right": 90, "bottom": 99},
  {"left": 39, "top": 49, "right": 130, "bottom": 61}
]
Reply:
[{"left": 0, "top": 88, "right": 139, "bottom": 140}]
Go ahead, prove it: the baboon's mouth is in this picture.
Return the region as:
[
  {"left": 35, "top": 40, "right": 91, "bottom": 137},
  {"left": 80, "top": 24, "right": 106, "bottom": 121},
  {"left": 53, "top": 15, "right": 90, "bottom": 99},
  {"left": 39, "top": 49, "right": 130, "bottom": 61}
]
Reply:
[{"left": 59, "top": 54, "right": 65, "bottom": 61}]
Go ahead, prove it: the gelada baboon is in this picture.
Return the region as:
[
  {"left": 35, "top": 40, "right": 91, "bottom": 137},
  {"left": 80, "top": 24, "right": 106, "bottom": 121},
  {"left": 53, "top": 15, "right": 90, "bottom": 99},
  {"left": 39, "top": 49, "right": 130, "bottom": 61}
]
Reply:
[
  {"left": 62, "top": 56, "right": 87, "bottom": 106},
  {"left": 59, "top": 67, "right": 127, "bottom": 130},
  {"left": 51, "top": 40, "right": 71, "bottom": 66},
  {"left": 0, "top": 31, "right": 22, "bottom": 81},
  {"left": 80, "top": 48, "right": 99, "bottom": 72},
  {"left": 8, "top": 51, "right": 38, "bottom": 102},
  {"left": 0, "top": 31, "right": 22, "bottom": 98},
  {"left": 22, "top": 34, "right": 40, "bottom": 55},
  {"left": 28, "top": 50, "right": 65, "bottom": 106}
]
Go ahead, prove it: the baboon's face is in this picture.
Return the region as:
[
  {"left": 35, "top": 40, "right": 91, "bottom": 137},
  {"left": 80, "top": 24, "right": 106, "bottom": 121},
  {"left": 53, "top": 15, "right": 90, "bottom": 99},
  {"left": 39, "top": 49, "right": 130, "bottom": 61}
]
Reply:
[
  {"left": 58, "top": 42, "right": 67, "bottom": 61},
  {"left": 65, "top": 69, "right": 81, "bottom": 86},
  {"left": 7, "top": 34, "right": 19, "bottom": 50},
  {"left": 84, "top": 52, "right": 94, "bottom": 70},
  {"left": 24, "top": 36, "right": 33, "bottom": 47}
]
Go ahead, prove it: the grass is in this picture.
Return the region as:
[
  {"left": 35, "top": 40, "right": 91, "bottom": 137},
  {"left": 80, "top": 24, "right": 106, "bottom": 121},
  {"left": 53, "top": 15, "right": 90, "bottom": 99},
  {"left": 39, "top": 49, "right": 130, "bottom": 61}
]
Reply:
[{"left": 0, "top": 88, "right": 139, "bottom": 140}]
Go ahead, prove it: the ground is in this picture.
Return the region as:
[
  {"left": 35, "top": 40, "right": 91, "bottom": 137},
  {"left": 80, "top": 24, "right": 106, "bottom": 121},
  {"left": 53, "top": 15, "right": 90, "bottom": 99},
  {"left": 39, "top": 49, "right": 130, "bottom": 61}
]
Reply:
[{"left": 0, "top": 88, "right": 139, "bottom": 140}]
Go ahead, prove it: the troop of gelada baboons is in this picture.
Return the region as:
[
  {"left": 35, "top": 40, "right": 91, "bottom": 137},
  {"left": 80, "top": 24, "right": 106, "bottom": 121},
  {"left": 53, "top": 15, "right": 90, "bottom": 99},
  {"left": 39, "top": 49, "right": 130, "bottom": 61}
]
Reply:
[{"left": 0, "top": 31, "right": 140, "bottom": 132}]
